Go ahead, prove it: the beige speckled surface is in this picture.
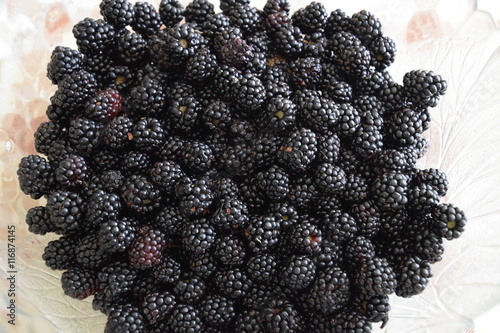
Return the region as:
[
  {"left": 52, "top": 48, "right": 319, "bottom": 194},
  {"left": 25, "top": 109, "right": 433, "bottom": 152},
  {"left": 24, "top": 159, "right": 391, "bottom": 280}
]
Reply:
[{"left": 1, "top": 1, "right": 500, "bottom": 332}]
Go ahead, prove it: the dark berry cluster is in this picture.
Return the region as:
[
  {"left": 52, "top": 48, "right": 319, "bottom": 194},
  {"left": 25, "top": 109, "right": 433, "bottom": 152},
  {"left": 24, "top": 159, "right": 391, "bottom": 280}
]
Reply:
[{"left": 18, "top": 0, "right": 466, "bottom": 332}]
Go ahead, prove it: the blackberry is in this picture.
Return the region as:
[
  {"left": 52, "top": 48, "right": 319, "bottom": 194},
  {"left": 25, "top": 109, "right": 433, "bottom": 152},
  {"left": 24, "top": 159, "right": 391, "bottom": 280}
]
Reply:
[
  {"left": 85, "top": 88, "right": 123, "bottom": 121},
  {"left": 315, "top": 163, "right": 347, "bottom": 194},
  {"left": 201, "top": 100, "right": 233, "bottom": 132},
  {"left": 85, "top": 190, "right": 122, "bottom": 228},
  {"left": 159, "top": 0, "right": 184, "bottom": 28},
  {"left": 100, "top": 0, "right": 135, "bottom": 28},
  {"left": 293, "top": 1, "right": 327, "bottom": 34},
  {"left": 395, "top": 256, "right": 433, "bottom": 297},
  {"left": 43, "top": 237, "right": 76, "bottom": 270},
  {"left": 132, "top": 117, "right": 166, "bottom": 152},
  {"left": 184, "top": 0, "right": 215, "bottom": 26},
  {"left": 353, "top": 124, "right": 384, "bottom": 158},
  {"left": 330, "top": 311, "right": 373, "bottom": 333},
  {"left": 342, "top": 173, "right": 369, "bottom": 204},
  {"left": 173, "top": 273, "right": 207, "bottom": 304},
  {"left": 213, "top": 63, "right": 242, "bottom": 95},
  {"left": 415, "top": 168, "right": 449, "bottom": 197},
  {"left": 181, "top": 219, "right": 216, "bottom": 255},
  {"left": 298, "top": 93, "right": 338, "bottom": 134},
  {"left": 47, "top": 46, "right": 83, "bottom": 84},
  {"left": 164, "top": 23, "right": 206, "bottom": 63},
  {"left": 46, "top": 190, "right": 85, "bottom": 234},
  {"left": 211, "top": 197, "right": 249, "bottom": 231},
  {"left": 181, "top": 141, "right": 214, "bottom": 175},
  {"left": 255, "top": 164, "right": 290, "bottom": 201},
  {"left": 265, "top": 10, "right": 292, "bottom": 32},
  {"left": 355, "top": 256, "right": 397, "bottom": 297},
  {"left": 152, "top": 255, "right": 182, "bottom": 284},
  {"left": 185, "top": 48, "right": 218, "bottom": 83},
  {"left": 245, "top": 215, "right": 281, "bottom": 253},
  {"left": 132, "top": 1, "right": 162, "bottom": 36},
  {"left": 61, "top": 267, "right": 98, "bottom": 300},
  {"left": 121, "top": 151, "right": 152, "bottom": 175},
  {"left": 344, "top": 236, "right": 376, "bottom": 267},
  {"left": 116, "top": 31, "right": 148, "bottom": 65},
  {"left": 214, "top": 268, "right": 252, "bottom": 299},
  {"left": 129, "top": 226, "right": 166, "bottom": 269},
  {"left": 55, "top": 154, "right": 88, "bottom": 189},
  {"left": 99, "top": 218, "right": 138, "bottom": 253},
  {"left": 121, "top": 174, "right": 162, "bottom": 214},
  {"left": 281, "top": 254, "right": 316, "bottom": 290},
  {"left": 230, "top": 72, "right": 265, "bottom": 111},
  {"left": 185, "top": 251, "right": 217, "bottom": 278},
  {"left": 268, "top": 201, "right": 299, "bottom": 230},
  {"left": 322, "top": 210, "right": 357, "bottom": 245},
  {"left": 263, "top": 0, "right": 290, "bottom": 15},
  {"left": 433, "top": 203, "right": 467, "bottom": 240},
  {"left": 306, "top": 266, "right": 350, "bottom": 314},
  {"left": 324, "top": 8, "right": 350, "bottom": 38},
  {"left": 403, "top": 69, "right": 447, "bottom": 108},
  {"left": 72, "top": 17, "right": 116, "bottom": 55},
  {"left": 354, "top": 294, "right": 391, "bottom": 327},
  {"left": 349, "top": 10, "right": 383, "bottom": 44},
  {"left": 53, "top": 70, "right": 98, "bottom": 110},
  {"left": 369, "top": 35, "right": 396, "bottom": 70},
  {"left": 227, "top": 5, "right": 263, "bottom": 35},
  {"left": 289, "top": 56, "right": 322, "bottom": 88},
  {"left": 412, "top": 229, "right": 445, "bottom": 264},
  {"left": 17, "top": 155, "right": 53, "bottom": 199},
  {"left": 335, "top": 43, "right": 372, "bottom": 78},
  {"left": 168, "top": 304, "right": 203, "bottom": 333},
  {"left": 26, "top": 206, "right": 57, "bottom": 236},
  {"left": 274, "top": 25, "right": 304, "bottom": 57},
  {"left": 219, "top": 37, "right": 254, "bottom": 68},
  {"left": 35, "top": 122, "right": 63, "bottom": 156},
  {"left": 76, "top": 234, "right": 111, "bottom": 269},
  {"left": 386, "top": 108, "right": 424, "bottom": 146},
  {"left": 167, "top": 95, "right": 202, "bottom": 135},
  {"left": 202, "top": 12, "right": 231, "bottom": 37},
  {"left": 105, "top": 304, "right": 144, "bottom": 333},
  {"left": 150, "top": 160, "right": 184, "bottom": 194},
  {"left": 200, "top": 294, "right": 236, "bottom": 328},
  {"left": 303, "top": 32, "right": 327, "bottom": 58},
  {"left": 261, "top": 298, "right": 302, "bottom": 333},
  {"left": 246, "top": 253, "right": 278, "bottom": 283},
  {"left": 178, "top": 176, "right": 214, "bottom": 217},
  {"left": 141, "top": 291, "right": 176, "bottom": 325},
  {"left": 351, "top": 200, "right": 382, "bottom": 239},
  {"left": 336, "top": 103, "right": 361, "bottom": 137},
  {"left": 371, "top": 172, "right": 410, "bottom": 211},
  {"left": 261, "top": 97, "right": 296, "bottom": 133},
  {"left": 68, "top": 117, "right": 103, "bottom": 155},
  {"left": 98, "top": 263, "right": 137, "bottom": 300},
  {"left": 287, "top": 219, "right": 323, "bottom": 255},
  {"left": 407, "top": 183, "right": 440, "bottom": 212}
]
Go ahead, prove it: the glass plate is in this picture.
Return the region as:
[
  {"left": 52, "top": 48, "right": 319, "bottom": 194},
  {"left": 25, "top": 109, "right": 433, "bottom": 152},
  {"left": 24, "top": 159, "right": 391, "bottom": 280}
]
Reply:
[{"left": 1, "top": 1, "right": 499, "bottom": 332}]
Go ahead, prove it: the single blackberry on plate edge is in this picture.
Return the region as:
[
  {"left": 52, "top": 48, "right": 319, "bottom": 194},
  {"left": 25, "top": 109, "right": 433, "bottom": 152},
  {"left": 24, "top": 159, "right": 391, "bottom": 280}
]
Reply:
[
  {"left": 403, "top": 69, "right": 447, "bottom": 108},
  {"left": 432, "top": 203, "right": 467, "bottom": 240}
]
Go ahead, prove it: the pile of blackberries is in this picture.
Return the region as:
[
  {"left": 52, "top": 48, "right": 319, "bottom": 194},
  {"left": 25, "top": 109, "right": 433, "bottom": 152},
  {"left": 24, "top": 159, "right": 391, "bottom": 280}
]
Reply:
[{"left": 17, "top": 0, "right": 467, "bottom": 332}]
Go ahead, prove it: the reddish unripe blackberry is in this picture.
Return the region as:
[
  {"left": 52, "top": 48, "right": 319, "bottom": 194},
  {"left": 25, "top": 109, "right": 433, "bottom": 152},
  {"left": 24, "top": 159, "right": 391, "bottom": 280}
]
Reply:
[{"left": 129, "top": 227, "right": 166, "bottom": 269}]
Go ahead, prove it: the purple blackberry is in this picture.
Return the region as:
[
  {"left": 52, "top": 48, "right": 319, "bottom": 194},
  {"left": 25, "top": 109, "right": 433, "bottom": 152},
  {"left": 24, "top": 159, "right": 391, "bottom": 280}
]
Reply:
[{"left": 129, "top": 226, "right": 166, "bottom": 269}]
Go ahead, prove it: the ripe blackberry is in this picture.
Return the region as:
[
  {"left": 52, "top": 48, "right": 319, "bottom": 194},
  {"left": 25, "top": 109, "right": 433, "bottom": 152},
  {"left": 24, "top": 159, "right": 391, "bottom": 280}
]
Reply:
[
  {"left": 46, "top": 190, "right": 85, "bottom": 234},
  {"left": 227, "top": 4, "right": 263, "bottom": 35},
  {"left": 371, "top": 172, "right": 410, "bottom": 211},
  {"left": 289, "top": 56, "right": 322, "bottom": 88},
  {"left": 72, "top": 17, "right": 116, "bottom": 55},
  {"left": 150, "top": 160, "right": 184, "bottom": 194},
  {"left": 369, "top": 35, "right": 396, "bottom": 70},
  {"left": 433, "top": 203, "right": 467, "bottom": 240},
  {"left": 168, "top": 304, "right": 203, "bottom": 333},
  {"left": 121, "top": 151, "right": 152, "bottom": 175},
  {"left": 287, "top": 219, "right": 323, "bottom": 255},
  {"left": 297, "top": 93, "right": 338, "bottom": 134},
  {"left": 99, "top": 218, "right": 138, "bottom": 253},
  {"left": 354, "top": 294, "right": 391, "bottom": 328},
  {"left": 330, "top": 311, "right": 373, "bottom": 333},
  {"left": 180, "top": 141, "right": 214, "bottom": 175},
  {"left": 61, "top": 267, "right": 98, "bottom": 300},
  {"left": 324, "top": 8, "right": 350, "bottom": 38},
  {"left": 182, "top": 219, "right": 216, "bottom": 255},
  {"left": 281, "top": 254, "right": 316, "bottom": 290},
  {"left": 230, "top": 72, "right": 265, "bottom": 111},
  {"left": 178, "top": 176, "right": 214, "bottom": 217},
  {"left": 85, "top": 190, "right": 122, "bottom": 228},
  {"left": 105, "top": 304, "right": 144, "bottom": 333},
  {"left": 395, "top": 256, "right": 433, "bottom": 297},
  {"left": 121, "top": 174, "right": 162, "bottom": 214},
  {"left": 55, "top": 154, "right": 88, "bottom": 189},
  {"left": 141, "top": 291, "right": 176, "bottom": 325},
  {"left": 17, "top": 155, "right": 53, "bottom": 200},
  {"left": 303, "top": 32, "right": 327, "bottom": 58},
  {"left": 211, "top": 196, "right": 249, "bottom": 231},
  {"left": 131, "top": 1, "right": 162, "bottom": 36},
  {"left": 274, "top": 25, "right": 304, "bottom": 57},
  {"left": 53, "top": 69, "right": 98, "bottom": 110},
  {"left": 315, "top": 163, "right": 346, "bottom": 194},
  {"left": 407, "top": 183, "right": 440, "bottom": 212},
  {"left": 164, "top": 23, "right": 206, "bottom": 63},
  {"left": 76, "top": 234, "right": 111, "bottom": 269},
  {"left": 293, "top": 1, "right": 327, "bottom": 34},
  {"left": 85, "top": 88, "right": 123, "bottom": 121},
  {"left": 116, "top": 30, "right": 148, "bottom": 65},
  {"left": 335, "top": 43, "right": 372, "bottom": 78},
  {"left": 26, "top": 205, "right": 58, "bottom": 236},
  {"left": 131, "top": 117, "right": 166, "bottom": 152},
  {"left": 261, "top": 298, "right": 302, "bottom": 333},
  {"left": 353, "top": 124, "right": 384, "bottom": 158},
  {"left": 246, "top": 253, "right": 278, "bottom": 283},
  {"left": 200, "top": 294, "right": 236, "bottom": 328},
  {"left": 378, "top": 79, "right": 405, "bottom": 111},
  {"left": 185, "top": 48, "right": 219, "bottom": 83},
  {"left": 355, "top": 256, "right": 397, "bottom": 297},
  {"left": 183, "top": 0, "right": 215, "bottom": 26},
  {"left": 167, "top": 95, "right": 202, "bottom": 135},
  {"left": 263, "top": 0, "right": 290, "bottom": 15},
  {"left": 129, "top": 226, "right": 166, "bottom": 269},
  {"left": 219, "top": 37, "right": 254, "bottom": 68},
  {"left": 268, "top": 201, "right": 299, "bottom": 230},
  {"left": 202, "top": 12, "right": 231, "bottom": 37},
  {"left": 342, "top": 173, "right": 369, "bottom": 204},
  {"left": 34, "top": 121, "right": 62, "bottom": 156},
  {"left": 374, "top": 148, "right": 418, "bottom": 172},
  {"left": 100, "top": 0, "right": 135, "bottom": 28},
  {"left": 245, "top": 215, "right": 280, "bottom": 253},
  {"left": 152, "top": 255, "right": 182, "bottom": 284},
  {"left": 351, "top": 199, "right": 382, "bottom": 239},
  {"left": 415, "top": 168, "right": 449, "bottom": 197},
  {"left": 306, "top": 266, "right": 350, "bottom": 314},
  {"left": 98, "top": 262, "right": 137, "bottom": 300},
  {"left": 386, "top": 108, "right": 424, "bottom": 146},
  {"left": 43, "top": 236, "right": 76, "bottom": 270},
  {"left": 349, "top": 10, "right": 383, "bottom": 44},
  {"left": 412, "top": 229, "right": 445, "bottom": 264},
  {"left": 159, "top": 0, "right": 184, "bottom": 27},
  {"left": 322, "top": 209, "right": 357, "bottom": 245},
  {"left": 344, "top": 236, "right": 376, "bottom": 267},
  {"left": 47, "top": 46, "right": 83, "bottom": 84},
  {"left": 255, "top": 164, "right": 290, "bottom": 201},
  {"left": 201, "top": 100, "right": 233, "bottom": 132},
  {"left": 68, "top": 117, "right": 103, "bottom": 156},
  {"left": 403, "top": 69, "right": 447, "bottom": 108},
  {"left": 173, "top": 273, "right": 207, "bottom": 304}
]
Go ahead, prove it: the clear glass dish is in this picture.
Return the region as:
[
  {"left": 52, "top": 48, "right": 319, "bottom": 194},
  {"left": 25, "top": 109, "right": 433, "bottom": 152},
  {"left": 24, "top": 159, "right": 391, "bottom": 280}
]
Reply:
[{"left": 1, "top": 0, "right": 499, "bottom": 332}]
